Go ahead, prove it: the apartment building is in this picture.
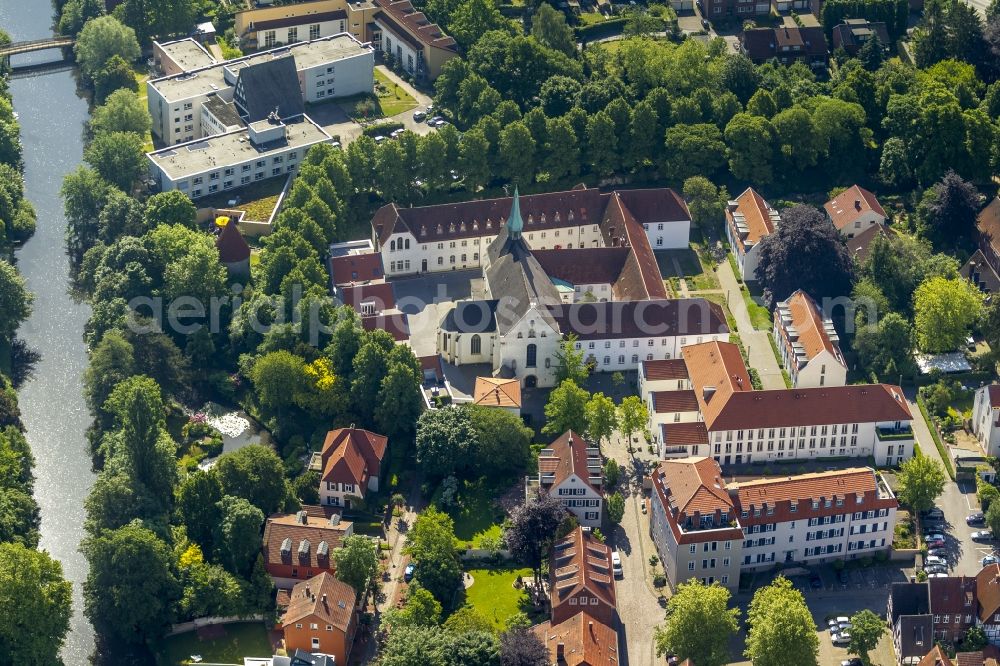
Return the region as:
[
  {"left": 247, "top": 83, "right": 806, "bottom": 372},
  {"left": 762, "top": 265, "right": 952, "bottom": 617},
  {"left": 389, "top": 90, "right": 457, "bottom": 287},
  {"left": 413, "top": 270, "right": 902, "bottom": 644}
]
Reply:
[
  {"left": 649, "top": 456, "right": 898, "bottom": 591},
  {"left": 639, "top": 340, "right": 915, "bottom": 467},
  {"left": 725, "top": 187, "right": 780, "bottom": 281},
  {"left": 262, "top": 506, "right": 353, "bottom": 588},
  {"left": 973, "top": 385, "right": 1000, "bottom": 458},
  {"left": 772, "top": 289, "right": 847, "bottom": 388},
  {"left": 529, "top": 431, "right": 604, "bottom": 527},
  {"left": 825, "top": 184, "right": 888, "bottom": 239},
  {"left": 148, "top": 34, "right": 373, "bottom": 144}
]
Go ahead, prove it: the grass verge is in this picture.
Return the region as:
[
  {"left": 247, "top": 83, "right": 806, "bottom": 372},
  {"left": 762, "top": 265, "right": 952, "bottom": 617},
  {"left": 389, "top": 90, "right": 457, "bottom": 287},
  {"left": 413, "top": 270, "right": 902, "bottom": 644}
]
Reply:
[{"left": 916, "top": 395, "right": 956, "bottom": 481}]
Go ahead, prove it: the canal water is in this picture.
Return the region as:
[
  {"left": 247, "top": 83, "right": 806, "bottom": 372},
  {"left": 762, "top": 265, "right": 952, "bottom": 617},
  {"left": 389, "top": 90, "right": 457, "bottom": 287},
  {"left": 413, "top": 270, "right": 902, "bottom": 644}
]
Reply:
[{"left": 0, "top": 2, "right": 95, "bottom": 662}]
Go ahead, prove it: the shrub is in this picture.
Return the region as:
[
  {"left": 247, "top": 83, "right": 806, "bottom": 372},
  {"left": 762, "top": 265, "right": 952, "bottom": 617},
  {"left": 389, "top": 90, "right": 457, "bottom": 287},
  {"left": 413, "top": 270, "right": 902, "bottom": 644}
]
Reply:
[
  {"left": 653, "top": 574, "right": 667, "bottom": 587},
  {"left": 362, "top": 121, "right": 404, "bottom": 137}
]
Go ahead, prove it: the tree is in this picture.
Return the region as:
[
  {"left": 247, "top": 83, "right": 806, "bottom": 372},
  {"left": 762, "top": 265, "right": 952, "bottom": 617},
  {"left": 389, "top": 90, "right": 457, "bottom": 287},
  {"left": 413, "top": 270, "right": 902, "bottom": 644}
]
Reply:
[
  {"left": 724, "top": 112, "right": 776, "bottom": 184},
  {"left": 251, "top": 350, "right": 306, "bottom": 414},
  {"left": 618, "top": 396, "right": 648, "bottom": 449},
  {"left": 854, "top": 312, "right": 916, "bottom": 380},
  {"left": 755, "top": 205, "right": 854, "bottom": 308},
  {"left": 858, "top": 32, "right": 885, "bottom": 71},
  {"left": 720, "top": 53, "right": 761, "bottom": 104},
  {"left": 459, "top": 128, "right": 491, "bottom": 191},
  {"left": 62, "top": 165, "right": 113, "bottom": 253},
  {"left": 964, "top": 626, "right": 989, "bottom": 652},
  {"left": 499, "top": 121, "right": 536, "bottom": 186},
  {"left": 415, "top": 408, "right": 478, "bottom": 480},
  {"left": 375, "top": 355, "right": 423, "bottom": 442},
  {"left": 213, "top": 445, "right": 288, "bottom": 515},
  {"left": 916, "top": 171, "right": 981, "bottom": 247},
  {"left": 663, "top": 124, "right": 727, "bottom": 182},
  {"left": 655, "top": 579, "right": 740, "bottom": 666},
  {"left": 500, "top": 626, "right": 548, "bottom": 666},
  {"left": 385, "top": 583, "right": 442, "bottom": 629},
  {"left": 450, "top": 0, "right": 514, "bottom": 48},
  {"left": 74, "top": 15, "right": 140, "bottom": 81},
  {"left": 405, "top": 509, "right": 462, "bottom": 608},
  {"left": 543, "top": 379, "right": 590, "bottom": 437},
  {"left": 505, "top": 493, "right": 564, "bottom": 596},
  {"left": 83, "top": 131, "right": 146, "bottom": 192},
  {"left": 745, "top": 576, "right": 819, "bottom": 666},
  {"left": 333, "top": 534, "right": 379, "bottom": 600},
  {"left": 848, "top": 609, "right": 885, "bottom": 663},
  {"left": 683, "top": 177, "right": 728, "bottom": 230},
  {"left": 607, "top": 492, "right": 625, "bottom": 524},
  {"left": 585, "top": 110, "right": 618, "bottom": 177},
  {"left": 604, "top": 458, "right": 621, "bottom": 488},
  {"left": 213, "top": 495, "right": 265, "bottom": 577},
  {"left": 0, "top": 260, "right": 32, "bottom": 342},
  {"left": 444, "top": 606, "right": 494, "bottom": 634},
  {"left": 897, "top": 455, "right": 946, "bottom": 518},
  {"left": 879, "top": 137, "right": 911, "bottom": 187},
  {"left": 0, "top": 542, "right": 72, "bottom": 662},
  {"left": 82, "top": 520, "right": 180, "bottom": 643},
  {"left": 554, "top": 334, "right": 588, "bottom": 385},
  {"left": 772, "top": 106, "right": 823, "bottom": 172},
  {"left": 176, "top": 470, "right": 222, "bottom": 552},
  {"left": 913, "top": 276, "right": 984, "bottom": 353},
  {"left": 59, "top": 0, "right": 106, "bottom": 36},
  {"left": 585, "top": 393, "right": 617, "bottom": 446},
  {"left": 985, "top": 501, "right": 1000, "bottom": 537},
  {"left": 94, "top": 54, "right": 137, "bottom": 102},
  {"left": 467, "top": 405, "right": 533, "bottom": 476},
  {"left": 90, "top": 88, "right": 149, "bottom": 137},
  {"left": 531, "top": 3, "right": 575, "bottom": 56},
  {"left": 145, "top": 190, "right": 196, "bottom": 228},
  {"left": 539, "top": 75, "right": 581, "bottom": 117}
]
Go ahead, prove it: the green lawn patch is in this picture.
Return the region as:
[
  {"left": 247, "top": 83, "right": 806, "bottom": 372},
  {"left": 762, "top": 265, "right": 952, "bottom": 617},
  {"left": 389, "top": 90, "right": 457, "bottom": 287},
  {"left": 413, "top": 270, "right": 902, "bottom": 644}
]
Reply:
[
  {"left": 702, "top": 292, "right": 738, "bottom": 333},
  {"left": 462, "top": 566, "right": 536, "bottom": 630},
  {"left": 916, "top": 395, "right": 956, "bottom": 481},
  {"left": 197, "top": 177, "right": 287, "bottom": 222},
  {"left": 449, "top": 479, "right": 507, "bottom": 548},
  {"left": 154, "top": 622, "right": 271, "bottom": 666},
  {"left": 742, "top": 284, "right": 772, "bottom": 330},
  {"left": 655, "top": 248, "right": 720, "bottom": 291},
  {"left": 374, "top": 69, "right": 418, "bottom": 117},
  {"left": 579, "top": 10, "right": 608, "bottom": 25}
]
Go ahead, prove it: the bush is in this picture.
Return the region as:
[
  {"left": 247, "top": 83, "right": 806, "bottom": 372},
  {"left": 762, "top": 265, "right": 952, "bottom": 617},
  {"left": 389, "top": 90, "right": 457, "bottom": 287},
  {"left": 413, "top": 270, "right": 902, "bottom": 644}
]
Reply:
[
  {"left": 653, "top": 574, "right": 667, "bottom": 587},
  {"left": 575, "top": 17, "right": 627, "bottom": 40},
  {"left": 362, "top": 121, "right": 404, "bottom": 137}
]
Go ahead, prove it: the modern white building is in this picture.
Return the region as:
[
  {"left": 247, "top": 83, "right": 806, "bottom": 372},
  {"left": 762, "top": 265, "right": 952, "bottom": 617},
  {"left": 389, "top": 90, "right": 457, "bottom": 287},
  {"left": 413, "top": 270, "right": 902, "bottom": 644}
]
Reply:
[
  {"left": 639, "top": 340, "right": 915, "bottom": 466},
  {"left": 147, "top": 34, "right": 374, "bottom": 144},
  {"left": 146, "top": 114, "right": 332, "bottom": 199},
  {"left": 529, "top": 431, "right": 605, "bottom": 527},
  {"left": 725, "top": 187, "right": 780, "bottom": 281},
  {"left": 824, "top": 184, "right": 888, "bottom": 240},
  {"left": 773, "top": 289, "right": 847, "bottom": 388},
  {"left": 972, "top": 385, "right": 1000, "bottom": 458}
]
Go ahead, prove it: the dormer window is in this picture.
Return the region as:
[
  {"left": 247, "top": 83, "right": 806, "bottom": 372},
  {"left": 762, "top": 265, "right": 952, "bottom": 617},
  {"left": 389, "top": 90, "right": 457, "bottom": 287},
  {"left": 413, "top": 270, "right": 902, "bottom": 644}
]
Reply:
[
  {"left": 568, "top": 210, "right": 574, "bottom": 222},
  {"left": 473, "top": 220, "right": 479, "bottom": 231},
  {"left": 436, "top": 224, "right": 443, "bottom": 234},
  {"left": 420, "top": 226, "right": 427, "bottom": 237},
  {"left": 554, "top": 212, "right": 561, "bottom": 223},
  {"left": 540, "top": 213, "right": 546, "bottom": 223},
  {"left": 449, "top": 223, "right": 455, "bottom": 233},
  {"left": 460, "top": 221, "right": 466, "bottom": 232},
  {"left": 527, "top": 214, "right": 533, "bottom": 225}
]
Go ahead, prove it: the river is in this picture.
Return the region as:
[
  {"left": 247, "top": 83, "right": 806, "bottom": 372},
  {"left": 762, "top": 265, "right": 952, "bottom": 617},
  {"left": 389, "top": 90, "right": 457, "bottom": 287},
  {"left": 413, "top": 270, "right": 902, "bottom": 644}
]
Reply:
[{"left": 0, "top": 2, "right": 96, "bottom": 663}]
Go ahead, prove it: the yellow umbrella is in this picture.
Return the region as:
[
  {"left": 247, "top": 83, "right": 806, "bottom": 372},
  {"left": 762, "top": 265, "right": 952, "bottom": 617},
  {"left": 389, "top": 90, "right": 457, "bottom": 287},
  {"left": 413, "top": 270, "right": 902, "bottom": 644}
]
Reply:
[{"left": 215, "top": 216, "right": 229, "bottom": 227}]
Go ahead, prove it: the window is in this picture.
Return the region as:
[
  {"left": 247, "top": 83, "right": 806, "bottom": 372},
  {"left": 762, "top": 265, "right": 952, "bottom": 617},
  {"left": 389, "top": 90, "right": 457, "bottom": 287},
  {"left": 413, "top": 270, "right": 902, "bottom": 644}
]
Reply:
[
  {"left": 263, "top": 31, "right": 277, "bottom": 48},
  {"left": 288, "top": 27, "right": 299, "bottom": 43},
  {"left": 688, "top": 562, "right": 695, "bottom": 571},
  {"left": 689, "top": 545, "right": 696, "bottom": 554},
  {"left": 526, "top": 344, "right": 537, "bottom": 368},
  {"left": 310, "top": 23, "right": 321, "bottom": 39},
  {"left": 471, "top": 335, "right": 481, "bottom": 355}
]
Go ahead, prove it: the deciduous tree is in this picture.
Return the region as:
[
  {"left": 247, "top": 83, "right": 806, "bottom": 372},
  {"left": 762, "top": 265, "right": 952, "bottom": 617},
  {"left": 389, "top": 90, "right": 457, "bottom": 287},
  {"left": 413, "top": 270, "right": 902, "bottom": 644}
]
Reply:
[
  {"left": 848, "top": 609, "right": 886, "bottom": 663},
  {"left": 333, "top": 534, "right": 380, "bottom": 600},
  {"left": 655, "top": 579, "right": 740, "bottom": 666},
  {"left": 897, "top": 455, "right": 946, "bottom": 518},
  {"left": 745, "top": 576, "right": 818, "bottom": 666},
  {"left": 405, "top": 509, "right": 462, "bottom": 608},
  {"left": 505, "top": 493, "right": 564, "bottom": 597},
  {"left": 913, "top": 276, "right": 983, "bottom": 353},
  {"left": 0, "top": 542, "right": 72, "bottom": 662},
  {"left": 543, "top": 379, "right": 590, "bottom": 436}
]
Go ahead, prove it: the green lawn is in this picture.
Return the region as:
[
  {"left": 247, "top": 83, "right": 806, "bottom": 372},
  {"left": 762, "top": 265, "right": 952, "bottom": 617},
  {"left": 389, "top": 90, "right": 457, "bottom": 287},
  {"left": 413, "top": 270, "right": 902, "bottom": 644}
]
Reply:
[
  {"left": 374, "top": 68, "right": 418, "bottom": 117},
  {"left": 197, "top": 177, "right": 287, "bottom": 222},
  {"left": 449, "top": 479, "right": 506, "bottom": 548},
  {"left": 463, "top": 566, "right": 536, "bottom": 630},
  {"left": 579, "top": 10, "right": 608, "bottom": 25},
  {"left": 742, "top": 284, "right": 772, "bottom": 330},
  {"left": 702, "top": 292, "right": 738, "bottom": 333},
  {"left": 154, "top": 622, "right": 271, "bottom": 666},
  {"left": 655, "top": 248, "right": 720, "bottom": 292}
]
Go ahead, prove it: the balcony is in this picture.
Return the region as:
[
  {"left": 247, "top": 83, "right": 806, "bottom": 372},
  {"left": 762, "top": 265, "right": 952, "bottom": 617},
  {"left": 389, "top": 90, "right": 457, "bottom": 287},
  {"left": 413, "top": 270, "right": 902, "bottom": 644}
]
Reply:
[{"left": 876, "top": 426, "right": 914, "bottom": 441}]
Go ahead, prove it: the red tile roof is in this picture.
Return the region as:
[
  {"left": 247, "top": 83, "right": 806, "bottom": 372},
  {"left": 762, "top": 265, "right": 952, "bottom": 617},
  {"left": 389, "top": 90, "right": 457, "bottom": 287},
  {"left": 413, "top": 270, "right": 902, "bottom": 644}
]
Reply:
[
  {"left": 534, "top": 613, "right": 620, "bottom": 666},
  {"left": 846, "top": 221, "right": 895, "bottom": 264},
  {"left": 825, "top": 184, "right": 888, "bottom": 230},
  {"left": 681, "top": 341, "right": 754, "bottom": 427},
  {"left": 473, "top": 376, "right": 522, "bottom": 408},
  {"left": 550, "top": 527, "right": 616, "bottom": 611},
  {"left": 262, "top": 507, "right": 350, "bottom": 574},
  {"left": 216, "top": 219, "right": 251, "bottom": 263},
  {"left": 642, "top": 359, "right": 690, "bottom": 382},
  {"left": 281, "top": 572, "right": 357, "bottom": 631},
  {"left": 538, "top": 430, "right": 603, "bottom": 494},
  {"left": 727, "top": 188, "right": 777, "bottom": 255},
  {"left": 650, "top": 457, "right": 744, "bottom": 545},
  {"left": 361, "top": 312, "right": 410, "bottom": 341},
  {"left": 928, "top": 575, "right": 977, "bottom": 616},
  {"left": 600, "top": 191, "right": 667, "bottom": 300},
  {"left": 976, "top": 564, "right": 1000, "bottom": 623},
  {"left": 321, "top": 427, "right": 388, "bottom": 488},
  {"left": 978, "top": 197, "right": 1000, "bottom": 260},
  {"left": 660, "top": 422, "right": 709, "bottom": 447},
  {"left": 339, "top": 282, "right": 396, "bottom": 312},
  {"left": 920, "top": 646, "right": 953, "bottom": 666},
  {"left": 551, "top": 299, "right": 728, "bottom": 341},
  {"left": 330, "top": 252, "right": 383, "bottom": 285},
  {"left": 988, "top": 385, "right": 1000, "bottom": 409},
  {"left": 373, "top": 0, "right": 457, "bottom": 53},
  {"left": 777, "top": 290, "right": 844, "bottom": 365},
  {"left": 533, "top": 247, "right": 630, "bottom": 286},
  {"left": 652, "top": 390, "right": 699, "bottom": 413}
]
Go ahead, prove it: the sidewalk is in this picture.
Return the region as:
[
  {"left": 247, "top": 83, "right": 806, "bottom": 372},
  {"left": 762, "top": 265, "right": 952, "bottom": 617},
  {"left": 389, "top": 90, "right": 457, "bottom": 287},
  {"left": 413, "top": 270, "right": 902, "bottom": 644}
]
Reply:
[{"left": 715, "top": 259, "right": 785, "bottom": 390}]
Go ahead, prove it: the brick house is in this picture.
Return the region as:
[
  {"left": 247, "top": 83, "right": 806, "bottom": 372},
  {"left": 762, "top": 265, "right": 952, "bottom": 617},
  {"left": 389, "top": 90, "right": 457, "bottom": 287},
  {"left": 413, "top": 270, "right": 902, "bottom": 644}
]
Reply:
[
  {"left": 309, "top": 426, "right": 388, "bottom": 509},
  {"left": 550, "top": 527, "right": 617, "bottom": 626},
  {"left": 281, "top": 572, "right": 358, "bottom": 663}
]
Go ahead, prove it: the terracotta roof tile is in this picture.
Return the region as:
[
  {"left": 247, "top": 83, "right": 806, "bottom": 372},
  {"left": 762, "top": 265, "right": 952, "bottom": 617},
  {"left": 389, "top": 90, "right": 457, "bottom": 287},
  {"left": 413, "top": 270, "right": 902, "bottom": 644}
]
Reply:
[
  {"left": 642, "top": 359, "right": 690, "bottom": 382},
  {"left": 726, "top": 188, "right": 778, "bottom": 255},
  {"left": 681, "top": 340, "right": 754, "bottom": 427},
  {"left": 600, "top": 191, "right": 667, "bottom": 300},
  {"left": 473, "top": 376, "right": 522, "bottom": 408},
  {"left": 660, "top": 422, "right": 709, "bottom": 446},
  {"left": 262, "top": 507, "right": 351, "bottom": 573},
  {"left": 533, "top": 247, "right": 631, "bottom": 288},
  {"left": 846, "top": 221, "right": 895, "bottom": 264},
  {"left": 978, "top": 197, "right": 1000, "bottom": 260},
  {"left": 339, "top": 282, "right": 396, "bottom": 312},
  {"left": 330, "top": 252, "right": 383, "bottom": 285},
  {"left": 550, "top": 527, "right": 616, "bottom": 611},
  {"left": 976, "top": 564, "right": 1000, "bottom": 623},
  {"left": 373, "top": 0, "right": 457, "bottom": 52},
  {"left": 928, "top": 575, "right": 977, "bottom": 616},
  {"left": 539, "top": 430, "right": 603, "bottom": 493},
  {"left": 652, "top": 390, "right": 699, "bottom": 413},
  {"left": 825, "top": 185, "right": 888, "bottom": 230},
  {"left": 534, "top": 613, "right": 620, "bottom": 666},
  {"left": 281, "top": 572, "right": 356, "bottom": 631},
  {"left": 216, "top": 219, "right": 251, "bottom": 263},
  {"left": 361, "top": 312, "right": 409, "bottom": 341},
  {"left": 920, "top": 646, "right": 954, "bottom": 666},
  {"left": 654, "top": 457, "right": 734, "bottom": 517},
  {"left": 776, "top": 290, "right": 844, "bottom": 365},
  {"left": 321, "top": 427, "right": 388, "bottom": 487},
  {"left": 551, "top": 299, "right": 728, "bottom": 341}
]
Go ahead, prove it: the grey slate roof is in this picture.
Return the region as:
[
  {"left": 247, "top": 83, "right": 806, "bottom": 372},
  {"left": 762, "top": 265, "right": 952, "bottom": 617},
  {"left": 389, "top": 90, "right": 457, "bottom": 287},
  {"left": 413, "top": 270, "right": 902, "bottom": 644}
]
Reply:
[
  {"left": 441, "top": 300, "right": 498, "bottom": 333},
  {"left": 485, "top": 225, "right": 561, "bottom": 335},
  {"left": 234, "top": 56, "right": 305, "bottom": 123}
]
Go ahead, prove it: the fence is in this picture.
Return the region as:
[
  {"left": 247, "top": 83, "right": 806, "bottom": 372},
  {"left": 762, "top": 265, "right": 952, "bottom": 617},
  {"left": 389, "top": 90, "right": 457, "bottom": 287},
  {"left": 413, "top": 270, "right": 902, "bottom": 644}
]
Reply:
[{"left": 166, "top": 614, "right": 265, "bottom": 637}]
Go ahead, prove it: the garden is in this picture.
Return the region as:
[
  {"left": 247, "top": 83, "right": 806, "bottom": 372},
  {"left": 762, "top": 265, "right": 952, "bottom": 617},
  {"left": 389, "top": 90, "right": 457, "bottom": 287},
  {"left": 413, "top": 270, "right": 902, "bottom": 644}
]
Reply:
[
  {"left": 461, "top": 565, "right": 548, "bottom": 630},
  {"left": 196, "top": 176, "right": 288, "bottom": 223},
  {"left": 154, "top": 622, "right": 272, "bottom": 665},
  {"left": 338, "top": 69, "right": 418, "bottom": 122}
]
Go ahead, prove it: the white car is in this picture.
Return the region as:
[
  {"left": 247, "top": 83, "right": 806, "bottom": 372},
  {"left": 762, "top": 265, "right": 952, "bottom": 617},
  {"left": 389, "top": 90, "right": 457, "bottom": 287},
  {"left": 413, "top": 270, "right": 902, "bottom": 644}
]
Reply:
[
  {"left": 835, "top": 616, "right": 850, "bottom": 625},
  {"left": 925, "top": 555, "right": 947, "bottom": 567},
  {"left": 973, "top": 530, "right": 994, "bottom": 542},
  {"left": 831, "top": 631, "right": 850, "bottom": 645},
  {"left": 612, "top": 551, "right": 622, "bottom": 578},
  {"left": 983, "top": 554, "right": 999, "bottom": 566}
]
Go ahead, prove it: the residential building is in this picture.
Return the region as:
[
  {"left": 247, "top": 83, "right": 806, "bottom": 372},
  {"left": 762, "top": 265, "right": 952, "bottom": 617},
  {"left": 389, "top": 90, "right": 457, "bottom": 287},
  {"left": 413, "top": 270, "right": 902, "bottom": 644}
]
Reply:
[
  {"left": 978, "top": 563, "right": 1000, "bottom": 645},
  {"left": 702, "top": 0, "right": 770, "bottom": 19},
  {"left": 649, "top": 457, "right": 744, "bottom": 591},
  {"left": 152, "top": 38, "right": 216, "bottom": 77},
  {"left": 472, "top": 376, "right": 522, "bottom": 414},
  {"left": 372, "top": 186, "right": 691, "bottom": 278},
  {"left": 649, "top": 457, "right": 896, "bottom": 590},
  {"left": 310, "top": 426, "right": 388, "bottom": 508},
  {"left": 533, "top": 612, "right": 621, "bottom": 666},
  {"left": 888, "top": 582, "right": 933, "bottom": 666},
  {"left": 918, "top": 645, "right": 1000, "bottom": 665},
  {"left": 433, "top": 189, "right": 724, "bottom": 388},
  {"left": 370, "top": 0, "right": 458, "bottom": 79},
  {"left": 824, "top": 184, "right": 888, "bottom": 239},
  {"left": 928, "top": 574, "right": 978, "bottom": 643},
  {"left": 730, "top": 466, "right": 897, "bottom": 571},
  {"left": 234, "top": 0, "right": 359, "bottom": 48},
  {"left": 973, "top": 385, "right": 1000, "bottom": 458},
  {"left": 639, "top": 340, "right": 914, "bottom": 466},
  {"left": 550, "top": 527, "right": 617, "bottom": 626},
  {"left": 281, "top": 572, "right": 358, "bottom": 663},
  {"left": 146, "top": 114, "right": 331, "bottom": 199},
  {"left": 831, "top": 19, "right": 891, "bottom": 55},
  {"left": 531, "top": 431, "right": 604, "bottom": 527},
  {"left": 976, "top": 197, "right": 1000, "bottom": 279},
  {"left": 739, "top": 27, "right": 828, "bottom": 66},
  {"left": 847, "top": 221, "right": 895, "bottom": 265},
  {"left": 725, "top": 187, "right": 780, "bottom": 281},
  {"left": 962, "top": 249, "right": 1000, "bottom": 294},
  {"left": 328, "top": 242, "right": 410, "bottom": 344},
  {"left": 772, "top": 289, "right": 847, "bottom": 388},
  {"left": 262, "top": 506, "right": 353, "bottom": 588},
  {"left": 147, "top": 34, "right": 374, "bottom": 144}
]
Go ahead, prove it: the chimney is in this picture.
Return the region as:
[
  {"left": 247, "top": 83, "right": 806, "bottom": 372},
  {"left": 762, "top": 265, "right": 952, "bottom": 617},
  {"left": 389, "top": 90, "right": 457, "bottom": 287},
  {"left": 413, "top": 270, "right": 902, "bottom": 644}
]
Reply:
[
  {"left": 855, "top": 198, "right": 862, "bottom": 211},
  {"left": 556, "top": 642, "right": 565, "bottom": 658},
  {"left": 322, "top": 593, "right": 327, "bottom": 604},
  {"left": 589, "top": 620, "right": 594, "bottom": 636}
]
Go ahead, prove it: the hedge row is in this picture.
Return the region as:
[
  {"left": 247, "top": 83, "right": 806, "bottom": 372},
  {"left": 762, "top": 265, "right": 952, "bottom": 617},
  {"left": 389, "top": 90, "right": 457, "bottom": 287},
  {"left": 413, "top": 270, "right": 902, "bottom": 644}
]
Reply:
[
  {"left": 576, "top": 18, "right": 627, "bottom": 41},
  {"left": 362, "top": 121, "right": 405, "bottom": 137}
]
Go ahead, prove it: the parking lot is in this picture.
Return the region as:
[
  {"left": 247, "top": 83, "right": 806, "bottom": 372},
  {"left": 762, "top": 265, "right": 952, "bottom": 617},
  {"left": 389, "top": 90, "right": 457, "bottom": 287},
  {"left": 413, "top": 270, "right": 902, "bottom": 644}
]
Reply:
[{"left": 920, "top": 480, "right": 994, "bottom": 577}]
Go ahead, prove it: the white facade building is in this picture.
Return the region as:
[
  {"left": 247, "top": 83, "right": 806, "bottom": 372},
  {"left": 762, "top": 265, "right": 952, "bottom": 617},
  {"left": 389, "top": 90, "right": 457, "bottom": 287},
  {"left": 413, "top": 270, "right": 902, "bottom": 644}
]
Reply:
[
  {"left": 773, "top": 290, "right": 848, "bottom": 388},
  {"left": 530, "top": 431, "right": 605, "bottom": 527},
  {"left": 973, "top": 385, "right": 1000, "bottom": 458},
  {"left": 725, "top": 187, "right": 779, "bottom": 281},
  {"left": 825, "top": 184, "right": 888, "bottom": 240}
]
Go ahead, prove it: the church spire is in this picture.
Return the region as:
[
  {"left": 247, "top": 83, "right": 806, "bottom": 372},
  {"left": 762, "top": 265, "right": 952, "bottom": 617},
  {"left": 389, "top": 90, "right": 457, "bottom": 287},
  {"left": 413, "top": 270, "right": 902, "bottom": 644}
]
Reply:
[{"left": 507, "top": 186, "right": 523, "bottom": 239}]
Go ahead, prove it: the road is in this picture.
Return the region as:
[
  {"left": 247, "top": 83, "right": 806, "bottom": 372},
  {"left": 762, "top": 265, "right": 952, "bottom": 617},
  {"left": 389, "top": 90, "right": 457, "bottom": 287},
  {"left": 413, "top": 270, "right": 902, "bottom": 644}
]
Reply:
[
  {"left": 903, "top": 388, "right": 987, "bottom": 577},
  {"left": 603, "top": 431, "right": 668, "bottom": 666},
  {"left": 715, "top": 258, "right": 786, "bottom": 390}
]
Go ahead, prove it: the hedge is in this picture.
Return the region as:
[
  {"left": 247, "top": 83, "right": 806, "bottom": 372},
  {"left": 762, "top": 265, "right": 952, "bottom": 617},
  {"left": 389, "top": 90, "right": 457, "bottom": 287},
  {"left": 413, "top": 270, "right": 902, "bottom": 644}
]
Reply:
[
  {"left": 498, "top": 4, "right": 524, "bottom": 17},
  {"left": 362, "top": 121, "right": 404, "bottom": 137},
  {"left": 916, "top": 394, "right": 956, "bottom": 481},
  {"left": 576, "top": 18, "right": 627, "bottom": 41}
]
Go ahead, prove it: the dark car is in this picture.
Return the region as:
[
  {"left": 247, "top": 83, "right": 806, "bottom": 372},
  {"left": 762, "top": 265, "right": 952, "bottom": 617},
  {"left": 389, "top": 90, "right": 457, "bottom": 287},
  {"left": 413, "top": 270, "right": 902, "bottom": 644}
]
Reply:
[
  {"left": 809, "top": 573, "right": 823, "bottom": 588},
  {"left": 923, "top": 508, "right": 944, "bottom": 520},
  {"left": 701, "top": 18, "right": 710, "bottom": 29},
  {"left": 968, "top": 512, "right": 986, "bottom": 525}
]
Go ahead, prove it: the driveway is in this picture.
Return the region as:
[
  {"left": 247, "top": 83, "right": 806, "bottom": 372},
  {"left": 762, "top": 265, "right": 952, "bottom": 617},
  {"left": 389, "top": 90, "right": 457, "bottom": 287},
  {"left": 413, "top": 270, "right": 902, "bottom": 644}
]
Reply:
[{"left": 715, "top": 259, "right": 785, "bottom": 390}]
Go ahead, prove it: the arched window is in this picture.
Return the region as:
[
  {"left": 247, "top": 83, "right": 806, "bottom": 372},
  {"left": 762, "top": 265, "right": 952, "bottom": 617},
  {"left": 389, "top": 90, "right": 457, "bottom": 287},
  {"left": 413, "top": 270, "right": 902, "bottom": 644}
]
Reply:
[
  {"left": 470, "top": 334, "right": 482, "bottom": 355},
  {"left": 390, "top": 239, "right": 396, "bottom": 251},
  {"left": 526, "top": 344, "right": 537, "bottom": 368},
  {"left": 405, "top": 238, "right": 410, "bottom": 249}
]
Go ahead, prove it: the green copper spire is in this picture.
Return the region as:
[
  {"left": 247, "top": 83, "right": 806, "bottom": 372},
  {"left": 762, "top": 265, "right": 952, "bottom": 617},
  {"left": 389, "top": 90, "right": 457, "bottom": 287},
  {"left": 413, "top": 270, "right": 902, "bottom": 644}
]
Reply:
[{"left": 507, "top": 186, "right": 523, "bottom": 239}]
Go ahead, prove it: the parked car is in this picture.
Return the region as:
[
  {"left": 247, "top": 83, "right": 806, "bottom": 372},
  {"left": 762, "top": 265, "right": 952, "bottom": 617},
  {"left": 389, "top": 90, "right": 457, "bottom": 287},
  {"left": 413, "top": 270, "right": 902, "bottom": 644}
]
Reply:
[
  {"left": 842, "top": 659, "right": 863, "bottom": 666},
  {"left": 924, "top": 533, "right": 945, "bottom": 543},
  {"left": 831, "top": 631, "right": 850, "bottom": 645},
  {"left": 612, "top": 551, "right": 623, "bottom": 578},
  {"left": 973, "top": 530, "right": 994, "bottom": 542},
  {"left": 374, "top": 135, "right": 387, "bottom": 144},
  {"left": 923, "top": 508, "right": 944, "bottom": 520},
  {"left": 929, "top": 573, "right": 949, "bottom": 578},
  {"left": 968, "top": 512, "right": 986, "bottom": 525},
  {"left": 924, "top": 564, "right": 948, "bottom": 574},
  {"left": 827, "top": 618, "right": 840, "bottom": 631},
  {"left": 983, "top": 555, "right": 1000, "bottom": 566},
  {"left": 809, "top": 573, "right": 823, "bottom": 588},
  {"left": 404, "top": 563, "right": 415, "bottom": 582},
  {"left": 926, "top": 538, "right": 945, "bottom": 549},
  {"left": 835, "top": 616, "right": 850, "bottom": 625},
  {"left": 413, "top": 110, "right": 427, "bottom": 122},
  {"left": 390, "top": 128, "right": 405, "bottom": 138},
  {"left": 925, "top": 555, "right": 947, "bottom": 566},
  {"left": 701, "top": 17, "right": 710, "bottom": 29},
  {"left": 927, "top": 548, "right": 947, "bottom": 557}
]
